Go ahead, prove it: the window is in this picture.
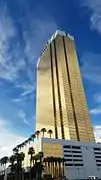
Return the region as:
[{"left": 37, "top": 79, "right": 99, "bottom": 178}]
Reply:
[
  {"left": 74, "top": 164, "right": 83, "bottom": 166},
  {"left": 65, "top": 159, "right": 72, "bottom": 161},
  {"left": 64, "top": 150, "right": 71, "bottom": 153},
  {"left": 64, "top": 154, "right": 72, "bottom": 157},
  {"left": 94, "top": 152, "right": 101, "bottom": 155},
  {"left": 94, "top": 148, "right": 101, "bottom": 151},
  {"left": 97, "top": 164, "right": 101, "bottom": 166},
  {"left": 95, "top": 156, "right": 101, "bottom": 158},
  {"left": 96, "top": 160, "right": 101, "bottom": 162},
  {"left": 63, "top": 145, "right": 71, "bottom": 149},
  {"left": 73, "top": 155, "right": 82, "bottom": 157},
  {"left": 73, "top": 159, "right": 83, "bottom": 162},
  {"left": 72, "top": 146, "right": 81, "bottom": 149},
  {"left": 72, "top": 150, "right": 81, "bottom": 153},
  {"left": 65, "top": 163, "right": 73, "bottom": 166}
]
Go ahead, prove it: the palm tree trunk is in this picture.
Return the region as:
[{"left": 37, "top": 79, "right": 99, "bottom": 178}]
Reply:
[
  {"left": 62, "top": 161, "right": 65, "bottom": 179},
  {"left": 55, "top": 162, "right": 57, "bottom": 178},
  {"left": 51, "top": 162, "right": 53, "bottom": 177},
  {"left": 29, "top": 160, "right": 31, "bottom": 180},
  {"left": 59, "top": 163, "right": 61, "bottom": 178},
  {"left": 43, "top": 132, "right": 44, "bottom": 138},
  {"left": 53, "top": 162, "right": 55, "bottom": 178},
  {"left": 21, "top": 162, "right": 24, "bottom": 180}
]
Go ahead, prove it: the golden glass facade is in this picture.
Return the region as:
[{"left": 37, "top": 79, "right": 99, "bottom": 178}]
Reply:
[
  {"left": 36, "top": 31, "right": 95, "bottom": 142},
  {"left": 43, "top": 143, "right": 62, "bottom": 158}
]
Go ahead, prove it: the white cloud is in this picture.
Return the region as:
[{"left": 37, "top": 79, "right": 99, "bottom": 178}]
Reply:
[
  {"left": 81, "top": 0, "right": 101, "bottom": 34},
  {"left": 0, "top": 5, "right": 58, "bottom": 90},
  {"left": 18, "top": 110, "right": 29, "bottom": 125},
  {"left": 93, "top": 93, "right": 101, "bottom": 103},
  {"left": 22, "top": 16, "right": 58, "bottom": 84},
  {"left": 13, "top": 17, "right": 58, "bottom": 95},
  {"left": 94, "top": 125, "right": 101, "bottom": 142},
  {"left": 0, "top": 6, "right": 26, "bottom": 82},
  {"left": 81, "top": 52, "right": 101, "bottom": 84},
  {"left": 23, "top": 17, "right": 58, "bottom": 63},
  {"left": 16, "top": 83, "right": 35, "bottom": 97},
  {"left": 0, "top": 118, "right": 26, "bottom": 158},
  {"left": 90, "top": 106, "right": 101, "bottom": 115},
  {"left": 12, "top": 98, "right": 24, "bottom": 103},
  {"left": 0, "top": 3, "right": 58, "bottom": 86},
  {"left": 12, "top": 83, "right": 36, "bottom": 103}
]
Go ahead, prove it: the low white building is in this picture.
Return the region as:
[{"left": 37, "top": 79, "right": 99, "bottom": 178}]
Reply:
[{"left": 35, "top": 138, "right": 101, "bottom": 179}]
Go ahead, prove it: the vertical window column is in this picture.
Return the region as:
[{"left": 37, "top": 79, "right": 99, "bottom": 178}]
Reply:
[
  {"left": 50, "top": 43, "right": 58, "bottom": 139},
  {"left": 62, "top": 36, "right": 80, "bottom": 141},
  {"left": 53, "top": 39, "right": 65, "bottom": 139}
]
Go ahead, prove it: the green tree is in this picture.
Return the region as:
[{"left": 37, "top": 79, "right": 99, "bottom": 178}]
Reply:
[
  {"left": 35, "top": 130, "right": 40, "bottom": 139},
  {"left": 19, "top": 152, "right": 25, "bottom": 180},
  {"left": 57, "top": 157, "right": 62, "bottom": 178},
  {"left": 38, "top": 152, "right": 44, "bottom": 178},
  {"left": 9, "top": 155, "right": 16, "bottom": 180},
  {"left": 28, "top": 147, "right": 35, "bottom": 166},
  {"left": 62, "top": 158, "right": 65, "bottom": 179},
  {"left": 27, "top": 137, "right": 32, "bottom": 144},
  {"left": 47, "top": 130, "right": 53, "bottom": 138},
  {"left": 11, "top": 151, "right": 25, "bottom": 180},
  {"left": 53, "top": 157, "right": 58, "bottom": 178},
  {"left": 45, "top": 157, "right": 51, "bottom": 175},
  {"left": 28, "top": 147, "right": 35, "bottom": 180},
  {"left": 13, "top": 147, "right": 19, "bottom": 154},
  {"left": 0, "top": 156, "right": 9, "bottom": 174},
  {"left": 41, "top": 128, "right": 47, "bottom": 138},
  {"left": 24, "top": 139, "right": 29, "bottom": 146},
  {"left": 30, "top": 133, "right": 36, "bottom": 142},
  {"left": 38, "top": 152, "right": 43, "bottom": 162},
  {"left": 50, "top": 156, "right": 55, "bottom": 177}
]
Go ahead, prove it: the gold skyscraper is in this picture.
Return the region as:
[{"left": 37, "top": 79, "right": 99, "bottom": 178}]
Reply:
[{"left": 36, "top": 30, "right": 95, "bottom": 142}]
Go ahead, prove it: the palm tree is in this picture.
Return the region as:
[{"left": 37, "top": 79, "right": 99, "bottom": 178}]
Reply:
[
  {"left": 57, "top": 157, "right": 62, "bottom": 178},
  {"left": 13, "top": 147, "right": 19, "bottom": 154},
  {"left": 38, "top": 152, "right": 43, "bottom": 162},
  {"left": 27, "top": 137, "right": 32, "bottom": 144},
  {"left": 0, "top": 158, "right": 4, "bottom": 175},
  {"left": 19, "top": 152, "right": 25, "bottom": 180},
  {"left": 14, "top": 152, "right": 25, "bottom": 180},
  {"left": 47, "top": 130, "right": 53, "bottom": 138},
  {"left": 49, "top": 156, "right": 55, "bottom": 177},
  {"left": 62, "top": 158, "right": 65, "bottom": 179},
  {"left": 44, "top": 156, "right": 52, "bottom": 176},
  {"left": 28, "top": 147, "right": 35, "bottom": 167},
  {"left": 24, "top": 139, "right": 29, "bottom": 146},
  {"left": 9, "top": 155, "right": 16, "bottom": 179},
  {"left": 41, "top": 128, "right": 47, "bottom": 138},
  {"left": 28, "top": 147, "right": 35, "bottom": 180},
  {"left": 34, "top": 154, "right": 40, "bottom": 179},
  {"left": 43, "top": 157, "right": 47, "bottom": 174},
  {"left": 35, "top": 130, "right": 40, "bottom": 139},
  {"left": 54, "top": 157, "right": 58, "bottom": 178},
  {"left": 20, "top": 142, "right": 26, "bottom": 149},
  {"left": 0, "top": 156, "right": 9, "bottom": 174},
  {"left": 32, "top": 155, "right": 37, "bottom": 166},
  {"left": 30, "top": 133, "right": 36, "bottom": 142},
  {"left": 0, "top": 159, "right": 2, "bottom": 175},
  {"left": 45, "top": 157, "right": 51, "bottom": 175},
  {"left": 16, "top": 144, "right": 22, "bottom": 151}
]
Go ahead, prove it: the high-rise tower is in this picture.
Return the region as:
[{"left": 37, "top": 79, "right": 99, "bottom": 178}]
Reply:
[{"left": 36, "top": 30, "right": 95, "bottom": 142}]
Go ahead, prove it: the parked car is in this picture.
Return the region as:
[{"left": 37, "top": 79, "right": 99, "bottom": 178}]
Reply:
[{"left": 88, "top": 176, "right": 100, "bottom": 179}]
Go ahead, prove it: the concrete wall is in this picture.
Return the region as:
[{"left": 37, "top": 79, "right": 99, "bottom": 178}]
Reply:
[{"left": 41, "top": 138, "right": 101, "bottom": 179}]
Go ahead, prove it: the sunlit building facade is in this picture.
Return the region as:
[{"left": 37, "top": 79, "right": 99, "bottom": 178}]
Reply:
[{"left": 36, "top": 30, "right": 95, "bottom": 142}]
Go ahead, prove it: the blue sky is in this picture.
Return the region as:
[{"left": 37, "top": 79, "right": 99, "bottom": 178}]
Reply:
[{"left": 0, "top": 0, "right": 101, "bottom": 157}]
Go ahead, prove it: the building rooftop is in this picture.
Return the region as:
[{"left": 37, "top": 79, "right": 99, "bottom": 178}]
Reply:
[{"left": 37, "top": 30, "right": 74, "bottom": 68}]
